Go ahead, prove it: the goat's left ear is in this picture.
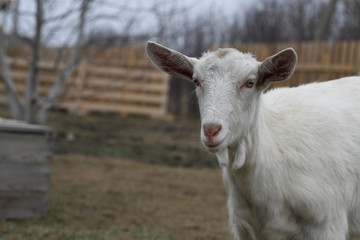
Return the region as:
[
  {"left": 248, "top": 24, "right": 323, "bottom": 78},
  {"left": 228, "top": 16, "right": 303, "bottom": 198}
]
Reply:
[
  {"left": 258, "top": 48, "right": 298, "bottom": 89},
  {"left": 145, "top": 41, "right": 197, "bottom": 81}
]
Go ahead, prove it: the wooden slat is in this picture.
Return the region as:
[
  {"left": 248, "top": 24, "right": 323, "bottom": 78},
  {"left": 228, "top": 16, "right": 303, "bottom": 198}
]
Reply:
[
  {"left": 85, "top": 79, "right": 169, "bottom": 92},
  {"left": 86, "top": 65, "right": 167, "bottom": 82},
  {"left": 0, "top": 84, "right": 59, "bottom": 97},
  {"left": 0, "top": 95, "right": 7, "bottom": 103},
  {"left": 295, "top": 64, "right": 358, "bottom": 73},
  {"left": 0, "top": 191, "right": 48, "bottom": 219},
  {"left": 60, "top": 102, "right": 167, "bottom": 117},
  {"left": 0, "top": 164, "right": 50, "bottom": 191},
  {"left": 0, "top": 132, "right": 51, "bottom": 164},
  {"left": 0, "top": 122, "right": 51, "bottom": 219},
  {"left": 88, "top": 59, "right": 154, "bottom": 69},
  {"left": 75, "top": 91, "right": 166, "bottom": 104}
]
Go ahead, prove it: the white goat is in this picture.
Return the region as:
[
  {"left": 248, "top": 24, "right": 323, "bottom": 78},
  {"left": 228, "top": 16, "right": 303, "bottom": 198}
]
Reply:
[{"left": 146, "top": 41, "right": 360, "bottom": 240}]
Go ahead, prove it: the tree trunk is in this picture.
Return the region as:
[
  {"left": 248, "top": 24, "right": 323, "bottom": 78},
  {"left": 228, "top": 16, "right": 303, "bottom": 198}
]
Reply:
[
  {"left": 0, "top": 6, "right": 23, "bottom": 119},
  {"left": 24, "top": 0, "right": 43, "bottom": 123},
  {"left": 11, "top": 0, "right": 19, "bottom": 38},
  {"left": 315, "top": 0, "right": 338, "bottom": 41}
]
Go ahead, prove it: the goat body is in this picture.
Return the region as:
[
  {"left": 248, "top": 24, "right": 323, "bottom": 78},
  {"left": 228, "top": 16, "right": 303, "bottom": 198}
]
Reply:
[
  {"left": 146, "top": 41, "right": 360, "bottom": 240},
  {"left": 224, "top": 78, "right": 360, "bottom": 240}
]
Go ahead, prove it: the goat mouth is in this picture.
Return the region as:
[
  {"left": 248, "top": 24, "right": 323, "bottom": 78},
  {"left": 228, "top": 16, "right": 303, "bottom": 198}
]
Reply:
[
  {"left": 204, "top": 141, "right": 222, "bottom": 152},
  {"left": 206, "top": 142, "right": 220, "bottom": 147},
  {"left": 202, "top": 133, "right": 228, "bottom": 152}
]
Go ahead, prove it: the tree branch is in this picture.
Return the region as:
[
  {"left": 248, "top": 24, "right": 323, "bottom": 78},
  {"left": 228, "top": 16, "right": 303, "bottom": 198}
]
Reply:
[
  {"left": 24, "top": 0, "right": 43, "bottom": 123},
  {"left": 38, "top": 0, "right": 91, "bottom": 123},
  {"left": 0, "top": 7, "right": 23, "bottom": 119}
]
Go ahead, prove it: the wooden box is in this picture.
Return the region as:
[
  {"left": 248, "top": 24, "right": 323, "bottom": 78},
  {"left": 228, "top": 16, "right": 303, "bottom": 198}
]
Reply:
[{"left": 0, "top": 119, "right": 52, "bottom": 218}]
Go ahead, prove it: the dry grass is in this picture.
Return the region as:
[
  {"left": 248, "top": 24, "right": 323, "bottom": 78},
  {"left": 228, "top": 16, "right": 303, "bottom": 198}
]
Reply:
[{"left": 0, "top": 154, "right": 231, "bottom": 240}]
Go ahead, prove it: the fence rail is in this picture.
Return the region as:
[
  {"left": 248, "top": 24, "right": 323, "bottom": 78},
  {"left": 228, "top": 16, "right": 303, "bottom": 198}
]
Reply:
[
  {"left": 1, "top": 42, "right": 360, "bottom": 119},
  {"left": 215, "top": 41, "right": 360, "bottom": 89},
  {"left": 0, "top": 46, "right": 171, "bottom": 119}
]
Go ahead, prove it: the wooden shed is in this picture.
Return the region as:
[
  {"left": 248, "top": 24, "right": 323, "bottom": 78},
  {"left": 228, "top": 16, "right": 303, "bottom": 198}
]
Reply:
[{"left": 0, "top": 119, "right": 52, "bottom": 218}]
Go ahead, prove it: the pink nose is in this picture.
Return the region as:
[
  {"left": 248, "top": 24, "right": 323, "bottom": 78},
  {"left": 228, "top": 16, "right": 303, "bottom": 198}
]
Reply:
[{"left": 203, "top": 123, "right": 222, "bottom": 140}]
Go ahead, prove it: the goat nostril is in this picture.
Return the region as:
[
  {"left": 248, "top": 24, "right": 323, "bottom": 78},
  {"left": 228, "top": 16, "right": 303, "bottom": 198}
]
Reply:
[{"left": 203, "top": 123, "right": 222, "bottom": 138}]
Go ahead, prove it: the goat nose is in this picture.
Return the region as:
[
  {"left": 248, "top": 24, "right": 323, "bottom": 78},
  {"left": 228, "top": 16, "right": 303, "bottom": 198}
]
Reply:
[{"left": 203, "top": 123, "right": 222, "bottom": 139}]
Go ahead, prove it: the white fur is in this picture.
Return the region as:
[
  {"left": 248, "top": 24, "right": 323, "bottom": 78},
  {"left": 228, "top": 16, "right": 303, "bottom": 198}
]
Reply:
[
  {"left": 221, "top": 77, "right": 360, "bottom": 240},
  {"left": 145, "top": 42, "right": 360, "bottom": 240}
]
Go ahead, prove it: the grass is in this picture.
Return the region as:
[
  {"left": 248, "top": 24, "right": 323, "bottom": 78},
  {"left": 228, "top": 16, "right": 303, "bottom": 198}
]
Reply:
[
  {"left": 0, "top": 223, "right": 174, "bottom": 240},
  {"left": 46, "top": 110, "right": 217, "bottom": 168},
  {"left": 0, "top": 155, "right": 230, "bottom": 240}
]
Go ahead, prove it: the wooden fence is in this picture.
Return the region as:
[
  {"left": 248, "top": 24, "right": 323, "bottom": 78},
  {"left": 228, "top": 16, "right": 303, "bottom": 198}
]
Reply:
[
  {"left": 0, "top": 46, "right": 171, "bottom": 119},
  {"left": 215, "top": 41, "right": 360, "bottom": 89},
  {"left": 1, "top": 42, "right": 360, "bottom": 119}
]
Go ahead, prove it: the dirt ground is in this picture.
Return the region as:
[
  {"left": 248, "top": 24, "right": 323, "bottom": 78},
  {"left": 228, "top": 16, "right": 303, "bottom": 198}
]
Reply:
[{"left": 0, "top": 154, "right": 231, "bottom": 240}]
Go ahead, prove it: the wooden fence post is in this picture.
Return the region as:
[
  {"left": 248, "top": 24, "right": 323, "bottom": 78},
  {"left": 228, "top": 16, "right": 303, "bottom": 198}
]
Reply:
[{"left": 74, "top": 59, "right": 87, "bottom": 115}]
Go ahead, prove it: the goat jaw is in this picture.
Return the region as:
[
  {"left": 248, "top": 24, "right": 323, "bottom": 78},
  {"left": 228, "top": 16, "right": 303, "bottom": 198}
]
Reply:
[{"left": 216, "top": 148, "right": 229, "bottom": 167}]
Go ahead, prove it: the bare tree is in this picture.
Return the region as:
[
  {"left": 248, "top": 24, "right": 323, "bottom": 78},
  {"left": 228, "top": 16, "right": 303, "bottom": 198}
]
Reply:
[
  {"left": 224, "top": 0, "right": 327, "bottom": 43},
  {"left": 0, "top": 0, "right": 92, "bottom": 123},
  {"left": 240, "top": 0, "right": 288, "bottom": 43},
  {"left": 0, "top": 0, "right": 206, "bottom": 123},
  {"left": 11, "top": 0, "right": 19, "bottom": 38},
  {"left": 334, "top": 0, "right": 360, "bottom": 40},
  {"left": 315, "top": 0, "right": 339, "bottom": 41}
]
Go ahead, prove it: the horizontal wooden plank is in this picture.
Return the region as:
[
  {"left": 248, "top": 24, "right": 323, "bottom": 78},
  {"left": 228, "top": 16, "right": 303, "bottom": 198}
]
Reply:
[
  {"left": 86, "top": 79, "right": 169, "bottom": 92},
  {"left": 86, "top": 66, "right": 168, "bottom": 81},
  {"left": 0, "top": 94, "right": 7, "bottom": 103},
  {"left": 0, "top": 132, "right": 52, "bottom": 164},
  {"left": 0, "top": 191, "right": 48, "bottom": 219},
  {"left": 0, "top": 164, "right": 50, "bottom": 191},
  {"left": 96, "top": 89, "right": 163, "bottom": 98},
  {"left": 7, "top": 58, "right": 166, "bottom": 82},
  {"left": 60, "top": 102, "right": 167, "bottom": 117},
  {"left": 2, "top": 70, "right": 169, "bottom": 91},
  {"left": 68, "top": 91, "right": 166, "bottom": 104},
  {"left": 11, "top": 71, "right": 61, "bottom": 84},
  {"left": 0, "top": 84, "right": 58, "bottom": 97},
  {"left": 7, "top": 71, "right": 167, "bottom": 93},
  {"left": 7, "top": 57, "right": 78, "bottom": 73},
  {"left": 296, "top": 64, "right": 359, "bottom": 73},
  {"left": 0, "top": 84, "right": 80, "bottom": 101},
  {"left": 88, "top": 59, "right": 155, "bottom": 69}
]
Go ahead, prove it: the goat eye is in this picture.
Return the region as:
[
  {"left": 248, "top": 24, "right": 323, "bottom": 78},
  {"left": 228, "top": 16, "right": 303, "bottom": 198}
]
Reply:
[
  {"left": 193, "top": 78, "right": 201, "bottom": 87},
  {"left": 240, "top": 79, "right": 255, "bottom": 90},
  {"left": 245, "top": 79, "right": 254, "bottom": 88}
]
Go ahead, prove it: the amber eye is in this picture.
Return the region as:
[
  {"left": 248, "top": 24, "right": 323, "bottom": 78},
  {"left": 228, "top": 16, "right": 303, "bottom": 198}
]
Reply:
[
  {"left": 193, "top": 78, "right": 201, "bottom": 87},
  {"left": 245, "top": 79, "right": 255, "bottom": 88}
]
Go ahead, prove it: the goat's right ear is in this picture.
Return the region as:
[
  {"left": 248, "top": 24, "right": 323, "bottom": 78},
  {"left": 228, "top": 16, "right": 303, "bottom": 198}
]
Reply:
[
  {"left": 258, "top": 48, "right": 297, "bottom": 89},
  {"left": 146, "top": 41, "right": 197, "bottom": 81}
]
